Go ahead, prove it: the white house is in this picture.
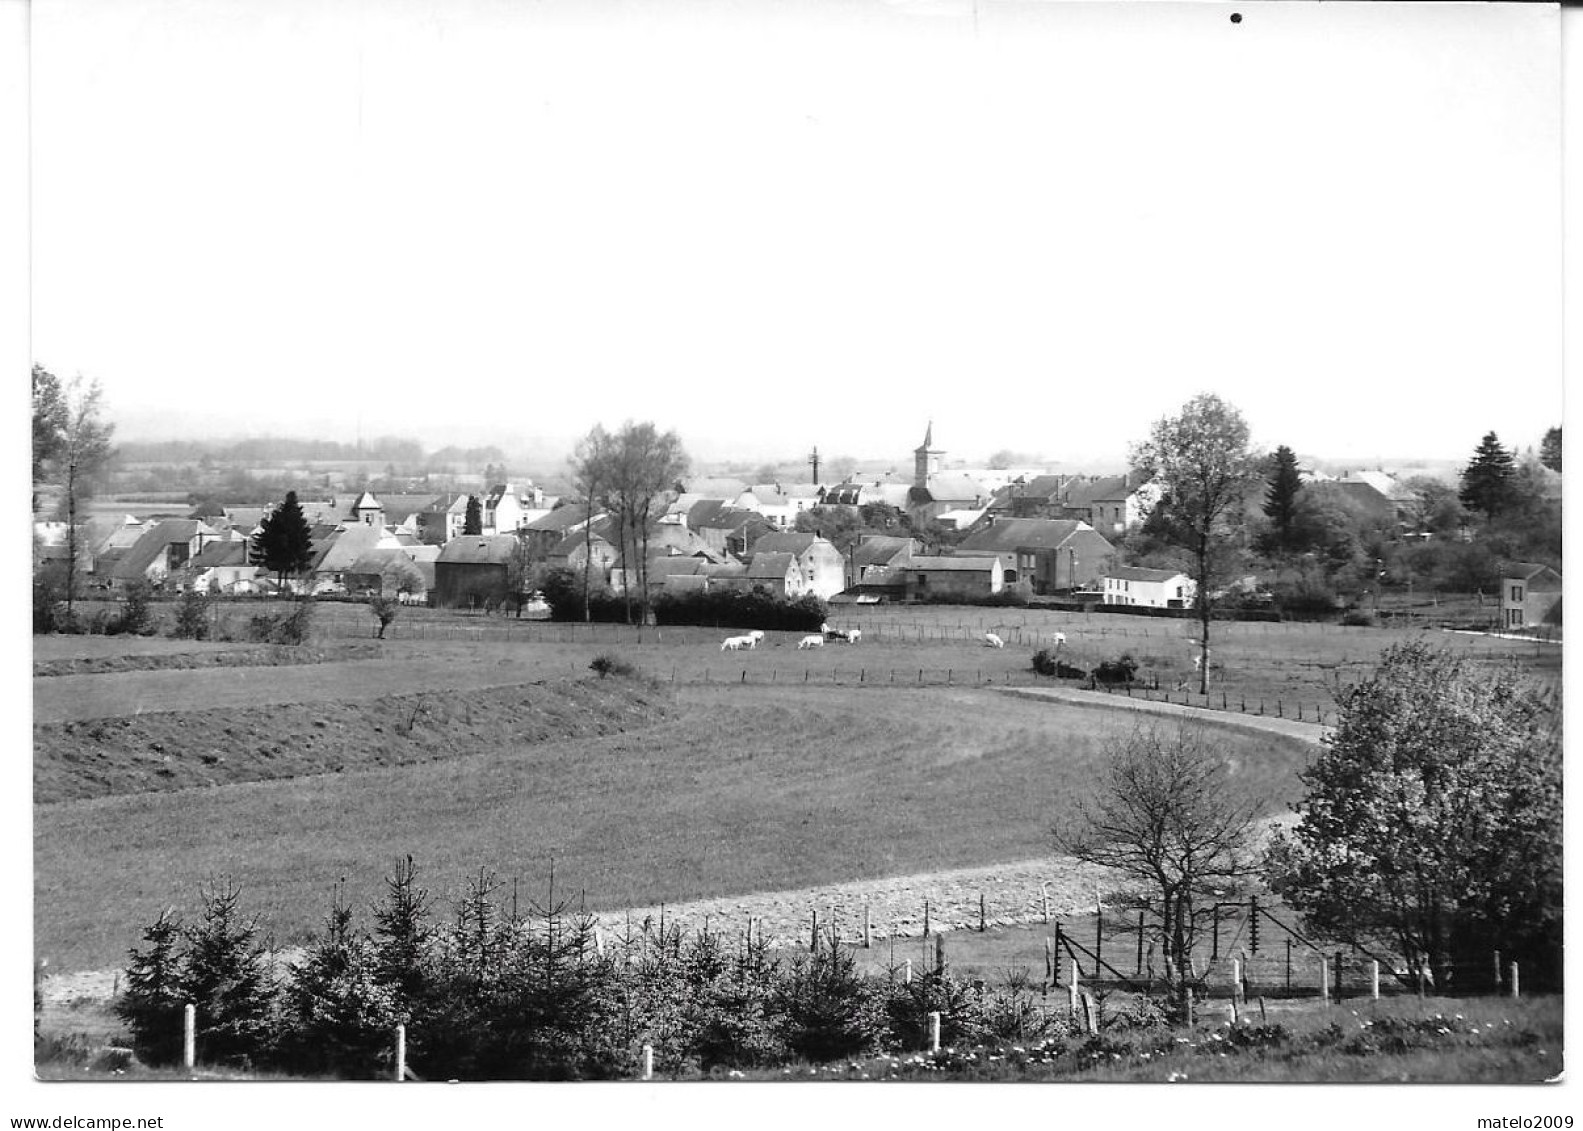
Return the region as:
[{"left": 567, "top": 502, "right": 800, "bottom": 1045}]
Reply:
[{"left": 1102, "top": 566, "right": 1195, "bottom": 609}]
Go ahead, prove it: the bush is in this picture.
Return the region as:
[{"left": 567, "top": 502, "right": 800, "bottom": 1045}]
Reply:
[
  {"left": 171, "top": 588, "right": 212, "bottom": 640},
  {"left": 1093, "top": 653, "right": 1139, "bottom": 685},
  {"left": 110, "top": 581, "right": 157, "bottom": 636},
  {"left": 1340, "top": 609, "right": 1377, "bottom": 627},
  {"left": 247, "top": 599, "right": 316, "bottom": 645},
  {"left": 33, "top": 578, "right": 67, "bottom": 634},
  {"left": 588, "top": 654, "right": 634, "bottom": 679},
  {"left": 1031, "top": 649, "right": 1086, "bottom": 679}
]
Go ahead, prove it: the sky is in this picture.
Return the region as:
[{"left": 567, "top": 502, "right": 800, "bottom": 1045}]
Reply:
[{"left": 27, "top": 0, "right": 1564, "bottom": 471}]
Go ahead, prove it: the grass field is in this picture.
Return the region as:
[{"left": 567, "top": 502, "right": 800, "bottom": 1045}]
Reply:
[{"left": 34, "top": 680, "right": 1315, "bottom": 973}]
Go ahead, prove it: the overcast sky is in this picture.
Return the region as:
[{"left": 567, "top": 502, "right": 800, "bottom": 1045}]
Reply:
[{"left": 30, "top": 0, "right": 1562, "bottom": 470}]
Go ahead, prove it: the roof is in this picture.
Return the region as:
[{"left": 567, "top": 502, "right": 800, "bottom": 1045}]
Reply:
[
  {"left": 1062, "top": 475, "right": 1130, "bottom": 508},
  {"left": 1015, "top": 474, "right": 1070, "bottom": 501},
  {"left": 1107, "top": 566, "right": 1189, "bottom": 583},
  {"left": 646, "top": 557, "right": 714, "bottom": 580},
  {"left": 420, "top": 493, "right": 470, "bottom": 515},
  {"left": 853, "top": 536, "right": 916, "bottom": 569},
  {"left": 750, "top": 532, "right": 825, "bottom": 557},
  {"left": 189, "top": 540, "right": 249, "bottom": 569},
  {"left": 522, "top": 504, "right": 599, "bottom": 533},
  {"left": 747, "top": 552, "right": 797, "bottom": 580},
  {"left": 920, "top": 472, "right": 987, "bottom": 503},
  {"left": 435, "top": 535, "right": 522, "bottom": 565},
  {"left": 377, "top": 494, "right": 445, "bottom": 523},
  {"left": 310, "top": 523, "right": 395, "bottom": 574},
  {"left": 350, "top": 490, "right": 382, "bottom": 512},
  {"left": 908, "top": 556, "right": 1001, "bottom": 573},
  {"left": 112, "top": 519, "right": 219, "bottom": 580},
  {"left": 549, "top": 529, "right": 615, "bottom": 558},
  {"left": 685, "top": 477, "right": 749, "bottom": 498},
  {"left": 958, "top": 518, "right": 1090, "bottom": 554},
  {"left": 1504, "top": 562, "right": 1562, "bottom": 583}
]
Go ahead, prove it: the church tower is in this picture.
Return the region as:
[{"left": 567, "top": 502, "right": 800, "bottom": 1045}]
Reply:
[{"left": 914, "top": 421, "right": 944, "bottom": 488}]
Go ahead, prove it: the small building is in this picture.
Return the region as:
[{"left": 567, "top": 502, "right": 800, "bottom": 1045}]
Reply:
[
  {"left": 110, "top": 519, "right": 221, "bottom": 589},
  {"left": 185, "top": 538, "right": 261, "bottom": 594},
  {"left": 416, "top": 494, "right": 471, "bottom": 546},
  {"left": 903, "top": 555, "right": 1004, "bottom": 601},
  {"left": 956, "top": 517, "right": 1116, "bottom": 593},
  {"left": 1103, "top": 566, "right": 1195, "bottom": 609},
  {"left": 432, "top": 534, "right": 523, "bottom": 609},
  {"left": 746, "top": 532, "right": 845, "bottom": 599},
  {"left": 1500, "top": 562, "right": 1562, "bottom": 631}
]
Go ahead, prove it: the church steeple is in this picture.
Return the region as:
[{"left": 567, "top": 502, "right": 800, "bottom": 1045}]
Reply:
[{"left": 914, "top": 421, "right": 943, "bottom": 488}]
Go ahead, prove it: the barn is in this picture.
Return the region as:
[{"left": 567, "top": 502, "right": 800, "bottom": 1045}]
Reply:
[{"left": 432, "top": 535, "right": 521, "bottom": 609}]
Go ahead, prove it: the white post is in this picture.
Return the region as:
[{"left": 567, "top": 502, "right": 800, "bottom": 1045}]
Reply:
[
  {"left": 904, "top": 958, "right": 912, "bottom": 984},
  {"left": 1232, "top": 957, "right": 1243, "bottom": 1004},
  {"left": 594, "top": 925, "right": 604, "bottom": 958},
  {"left": 1510, "top": 962, "right": 1520, "bottom": 1000},
  {"left": 1319, "top": 958, "right": 1330, "bottom": 1006},
  {"left": 642, "top": 1043, "right": 654, "bottom": 1080},
  {"left": 395, "top": 1024, "right": 406, "bottom": 1082},
  {"left": 183, "top": 1003, "right": 196, "bottom": 1070},
  {"left": 928, "top": 1011, "right": 942, "bottom": 1053},
  {"left": 1371, "top": 960, "right": 1380, "bottom": 1001},
  {"left": 1069, "top": 960, "right": 1080, "bottom": 1015}
]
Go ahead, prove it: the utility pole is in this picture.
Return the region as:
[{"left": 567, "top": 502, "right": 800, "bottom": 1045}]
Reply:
[{"left": 808, "top": 445, "right": 821, "bottom": 484}]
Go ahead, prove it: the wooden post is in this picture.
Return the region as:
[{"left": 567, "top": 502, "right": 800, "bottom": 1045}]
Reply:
[
  {"left": 1042, "top": 890, "right": 1050, "bottom": 923},
  {"left": 934, "top": 934, "right": 946, "bottom": 975},
  {"left": 1069, "top": 960, "right": 1080, "bottom": 1017},
  {"left": 1285, "top": 939, "right": 1292, "bottom": 994},
  {"left": 1371, "top": 960, "right": 1380, "bottom": 1001},
  {"left": 810, "top": 909, "right": 818, "bottom": 952},
  {"left": 1334, "top": 950, "right": 1344, "bottom": 1003},
  {"left": 1044, "top": 937, "right": 1054, "bottom": 986},
  {"left": 923, "top": 899, "right": 930, "bottom": 937},
  {"left": 594, "top": 925, "right": 604, "bottom": 958},
  {"left": 1258, "top": 996, "right": 1267, "bottom": 1024},
  {"left": 183, "top": 1003, "right": 196, "bottom": 1070},
  {"left": 904, "top": 958, "right": 913, "bottom": 984},
  {"left": 1320, "top": 958, "right": 1330, "bottom": 1005},
  {"left": 863, "top": 905, "right": 871, "bottom": 949},
  {"left": 1510, "top": 962, "right": 1520, "bottom": 1000},
  {"left": 928, "top": 1011, "right": 942, "bottom": 1053},
  {"left": 395, "top": 1023, "right": 407, "bottom": 1082},
  {"left": 979, "top": 892, "right": 986, "bottom": 933},
  {"left": 642, "top": 1044, "right": 654, "bottom": 1080},
  {"left": 1082, "top": 992, "right": 1098, "bottom": 1035}
]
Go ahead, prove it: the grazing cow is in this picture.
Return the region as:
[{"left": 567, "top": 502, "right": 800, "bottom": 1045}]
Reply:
[
  {"left": 721, "top": 635, "right": 756, "bottom": 651},
  {"left": 1053, "top": 631, "right": 1066, "bottom": 647},
  {"left": 748, "top": 630, "right": 765, "bottom": 642},
  {"left": 797, "top": 634, "right": 825, "bottom": 649},
  {"left": 844, "top": 628, "right": 861, "bottom": 645},
  {"left": 984, "top": 632, "right": 1004, "bottom": 649}
]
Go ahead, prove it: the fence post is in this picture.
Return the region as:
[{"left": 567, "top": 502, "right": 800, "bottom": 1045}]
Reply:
[
  {"left": 1185, "top": 987, "right": 1194, "bottom": 1028},
  {"left": 1069, "top": 961, "right": 1080, "bottom": 1017},
  {"left": 642, "top": 1043, "right": 654, "bottom": 1080},
  {"left": 1320, "top": 958, "right": 1330, "bottom": 1005},
  {"left": 1510, "top": 962, "right": 1520, "bottom": 999},
  {"left": 863, "top": 905, "right": 871, "bottom": 949},
  {"left": 923, "top": 899, "right": 930, "bottom": 937},
  {"left": 1232, "top": 957, "right": 1243, "bottom": 1004},
  {"left": 1044, "top": 937, "right": 1054, "bottom": 987},
  {"left": 904, "top": 958, "right": 913, "bottom": 984},
  {"left": 1371, "top": 960, "right": 1380, "bottom": 1001},
  {"left": 1493, "top": 949, "right": 1502, "bottom": 991},
  {"left": 395, "top": 1023, "right": 406, "bottom": 1082},
  {"left": 929, "top": 1011, "right": 942, "bottom": 1053},
  {"left": 184, "top": 1003, "right": 196, "bottom": 1071}
]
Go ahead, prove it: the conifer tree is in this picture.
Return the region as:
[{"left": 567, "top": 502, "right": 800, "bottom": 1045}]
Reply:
[
  {"left": 115, "top": 910, "right": 187, "bottom": 1065},
  {"left": 1539, "top": 426, "right": 1562, "bottom": 473},
  {"left": 250, "top": 491, "right": 316, "bottom": 590},
  {"left": 181, "top": 879, "right": 276, "bottom": 1066},
  {"left": 1458, "top": 431, "right": 1519, "bottom": 518},
  {"left": 1262, "top": 444, "right": 1303, "bottom": 551},
  {"left": 463, "top": 495, "right": 484, "bottom": 536}
]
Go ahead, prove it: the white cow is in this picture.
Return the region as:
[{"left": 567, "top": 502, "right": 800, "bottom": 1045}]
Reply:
[
  {"left": 844, "top": 628, "right": 861, "bottom": 645},
  {"left": 1053, "top": 631, "right": 1066, "bottom": 647},
  {"left": 748, "top": 630, "right": 766, "bottom": 643},
  {"left": 721, "top": 635, "right": 756, "bottom": 651},
  {"left": 797, "top": 634, "right": 825, "bottom": 649},
  {"left": 984, "top": 632, "right": 1004, "bottom": 649}
]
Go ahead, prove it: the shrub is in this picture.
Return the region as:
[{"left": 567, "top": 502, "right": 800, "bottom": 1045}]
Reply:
[
  {"left": 32, "top": 578, "right": 67, "bottom": 634},
  {"left": 1093, "top": 653, "right": 1139, "bottom": 685},
  {"left": 180, "top": 879, "right": 277, "bottom": 1067},
  {"left": 171, "top": 588, "right": 212, "bottom": 641},
  {"left": 1031, "top": 649, "right": 1087, "bottom": 679},
  {"left": 111, "top": 581, "right": 157, "bottom": 636},
  {"left": 772, "top": 944, "right": 884, "bottom": 1063},
  {"left": 1340, "top": 609, "right": 1377, "bottom": 627},
  {"left": 589, "top": 654, "right": 634, "bottom": 679},
  {"left": 247, "top": 599, "right": 316, "bottom": 645}
]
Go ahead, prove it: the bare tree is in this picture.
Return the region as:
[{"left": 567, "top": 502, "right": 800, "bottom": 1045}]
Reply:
[
  {"left": 1055, "top": 724, "right": 1263, "bottom": 1003},
  {"left": 48, "top": 375, "right": 116, "bottom": 620},
  {"left": 568, "top": 424, "right": 612, "bottom": 622},
  {"left": 607, "top": 422, "right": 688, "bottom": 625},
  {"left": 1130, "top": 394, "right": 1260, "bottom": 694}
]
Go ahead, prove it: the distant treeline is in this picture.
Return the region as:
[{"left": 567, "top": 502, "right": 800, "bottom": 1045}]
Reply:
[{"left": 117, "top": 437, "right": 507, "bottom": 467}]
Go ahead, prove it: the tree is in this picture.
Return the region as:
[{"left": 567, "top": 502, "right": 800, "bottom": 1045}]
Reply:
[
  {"left": 463, "top": 495, "right": 484, "bottom": 536},
  {"left": 250, "top": 491, "right": 316, "bottom": 591},
  {"left": 569, "top": 425, "right": 614, "bottom": 623},
  {"left": 181, "top": 878, "right": 276, "bottom": 1066},
  {"left": 1055, "top": 724, "right": 1263, "bottom": 1004},
  {"left": 1267, "top": 643, "right": 1561, "bottom": 990},
  {"left": 1261, "top": 445, "right": 1303, "bottom": 551},
  {"left": 116, "top": 909, "right": 187, "bottom": 1065},
  {"left": 607, "top": 422, "right": 689, "bottom": 625},
  {"left": 1539, "top": 425, "right": 1561, "bottom": 473},
  {"left": 369, "top": 593, "right": 399, "bottom": 639},
  {"left": 1130, "top": 394, "right": 1261, "bottom": 693},
  {"left": 1458, "top": 431, "right": 1518, "bottom": 519},
  {"left": 34, "top": 373, "right": 115, "bottom": 620}
]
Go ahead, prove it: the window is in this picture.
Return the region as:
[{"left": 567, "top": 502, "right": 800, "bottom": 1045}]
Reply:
[{"left": 1512, "top": 585, "right": 1524, "bottom": 603}]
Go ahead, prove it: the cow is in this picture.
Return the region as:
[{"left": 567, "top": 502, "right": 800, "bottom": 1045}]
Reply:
[
  {"left": 748, "top": 630, "right": 766, "bottom": 643},
  {"left": 797, "top": 634, "right": 825, "bottom": 649},
  {"left": 984, "top": 632, "right": 1004, "bottom": 649},
  {"left": 721, "top": 635, "right": 756, "bottom": 651},
  {"left": 1053, "top": 631, "right": 1066, "bottom": 647},
  {"left": 844, "top": 628, "right": 861, "bottom": 645}
]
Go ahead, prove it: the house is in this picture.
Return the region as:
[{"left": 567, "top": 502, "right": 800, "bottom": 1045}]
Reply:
[
  {"left": 344, "top": 549, "right": 434, "bottom": 599},
  {"left": 416, "top": 494, "right": 471, "bottom": 545},
  {"left": 348, "top": 491, "right": 385, "bottom": 527},
  {"left": 1103, "top": 566, "right": 1195, "bottom": 609},
  {"left": 547, "top": 529, "right": 619, "bottom": 579},
  {"left": 482, "top": 483, "right": 530, "bottom": 534},
  {"left": 905, "top": 423, "right": 990, "bottom": 523},
  {"left": 733, "top": 484, "right": 825, "bottom": 529},
  {"left": 689, "top": 504, "right": 776, "bottom": 559},
  {"left": 746, "top": 532, "right": 845, "bottom": 599},
  {"left": 184, "top": 538, "right": 261, "bottom": 594},
  {"left": 852, "top": 535, "right": 918, "bottom": 582},
  {"left": 1499, "top": 563, "right": 1562, "bottom": 630},
  {"left": 432, "top": 534, "right": 523, "bottom": 609},
  {"left": 110, "top": 519, "right": 221, "bottom": 589},
  {"left": 955, "top": 517, "right": 1116, "bottom": 594},
  {"left": 1058, "top": 475, "right": 1162, "bottom": 537},
  {"left": 520, "top": 504, "right": 602, "bottom": 559},
  {"left": 643, "top": 556, "right": 715, "bottom": 593},
  {"left": 305, "top": 523, "right": 404, "bottom": 594},
  {"left": 744, "top": 551, "right": 805, "bottom": 599},
  {"left": 376, "top": 493, "right": 445, "bottom": 536},
  {"left": 903, "top": 555, "right": 1004, "bottom": 601}
]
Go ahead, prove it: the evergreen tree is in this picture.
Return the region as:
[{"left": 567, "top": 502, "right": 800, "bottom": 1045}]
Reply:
[
  {"left": 250, "top": 491, "right": 316, "bottom": 590},
  {"left": 1458, "top": 431, "right": 1519, "bottom": 518},
  {"left": 463, "top": 495, "right": 484, "bottom": 536},
  {"left": 1262, "top": 444, "right": 1303, "bottom": 551},
  {"left": 115, "top": 910, "right": 188, "bottom": 1065},
  {"left": 181, "top": 879, "right": 276, "bottom": 1066},
  {"left": 1539, "top": 426, "right": 1562, "bottom": 473}
]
